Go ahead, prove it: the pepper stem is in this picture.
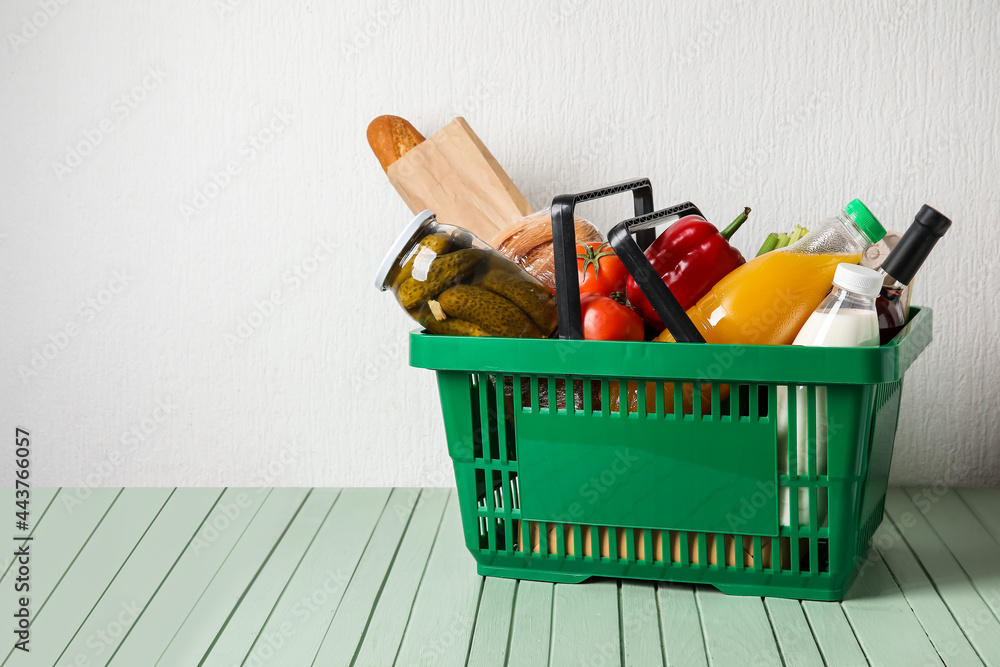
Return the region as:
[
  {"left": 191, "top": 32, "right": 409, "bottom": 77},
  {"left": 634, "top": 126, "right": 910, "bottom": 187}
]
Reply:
[{"left": 720, "top": 207, "right": 751, "bottom": 241}]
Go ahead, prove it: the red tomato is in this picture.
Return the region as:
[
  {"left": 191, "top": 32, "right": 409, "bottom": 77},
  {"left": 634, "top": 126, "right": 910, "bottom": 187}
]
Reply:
[
  {"left": 579, "top": 293, "right": 644, "bottom": 342},
  {"left": 577, "top": 242, "right": 629, "bottom": 296}
]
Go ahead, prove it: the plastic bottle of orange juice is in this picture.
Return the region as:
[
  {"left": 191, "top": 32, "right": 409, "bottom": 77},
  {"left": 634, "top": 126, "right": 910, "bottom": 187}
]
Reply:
[{"left": 655, "top": 199, "right": 886, "bottom": 345}]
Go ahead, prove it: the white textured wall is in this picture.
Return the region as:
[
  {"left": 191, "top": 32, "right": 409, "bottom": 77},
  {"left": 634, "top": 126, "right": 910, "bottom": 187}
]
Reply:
[{"left": 2, "top": 0, "right": 998, "bottom": 488}]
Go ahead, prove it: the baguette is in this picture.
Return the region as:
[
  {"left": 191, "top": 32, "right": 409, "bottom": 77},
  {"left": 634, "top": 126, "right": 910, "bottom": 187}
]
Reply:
[{"left": 366, "top": 115, "right": 425, "bottom": 172}]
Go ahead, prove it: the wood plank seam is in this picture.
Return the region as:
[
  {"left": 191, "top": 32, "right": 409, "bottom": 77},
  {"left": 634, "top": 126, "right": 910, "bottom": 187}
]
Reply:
[
  {"left": 883, "top": 498, "right": 998, "bottom": 664},
  {"left": 236, "top": 489, "right": 346, "bottom": 665},
  {"left": 21, "top": 488, "right": 1000, "bottom": 666},
  {"left": 694, "top": 588, "right": 709, "bottom": 665},
  {"left": 19, "top": 489, "right": 124, "bottom": 635},
  {"left": 337, "top": 489, "right": 424, "bottom": 666},
  {"left": 657, "top": 584, "right": 711, "bottom": 666},
  {"left": 501, "top": 580, "right": 519, "bottom": 667},
  {"left": 50, "top": 489, "right": 177, "bottom": 666},
  {"left": 954, "top": 489, "right": 1000, "bottom": 632},
  {"left": 793, "top": 601, "right": 827, "bottom": 665},
  {"left": 761, "top": 597, "right": 817, "bottom": 667},
  {"left": 546, "top": 578, "right": 556, "bottom": 666},
  {"left": 198, "top": 488, "right": 314, "bottom": 665},
  {"left": 1, "top": 489, "right": 123, "bottom": 666},
  {"left": 877, "top": 514, "right": 985, "bottom": 666},
  {"left": 388, "top": 495, "right": 450, "bottom": 667},
  {"left": 951, "top": 490, "right": 1000, "bottom": 618},
  {"left": 833, "top": 599, "right": 883, "bottom": 667},
  {"left": 956, "top": 489, "right": 1000, "bottom": 545},
  {"left": 699, "top": 591, "right": 784, "bottom": 665},
  {"left": 305, "top": 490, "right": 396, "bottom": 665},
  {"left": 762, "top": 598, "right": 826, "bottom": 667},
  {"left": 350, "top": 489, "right": 450, "bottom": 667},
  {"left": 886, "top": 490, "right": 1000, "bottom": 663},
  {"left": 951, "top": 493, "right": 1000, "bottom": 639},
  {"left": 304, "top": 488, "right": 414, "bottom": 665},
  {"left": 840, "top": 546, "right": 944, "bottom": 666},
  {"left": 232, "top": 489, "right": 392, "bottom": 665},
  {"left": 904, "top": 488, "right": 1000, "bottom": 626},
  {"left": 103, "top": 489, "right": 228, "bottom": 665},
  {"left": 392, "top": 489, "right": 485, "bottom": 664},
  {"left": 198, "top": 489, "right": 343, "bottom": 667},
  {"left": 462, "top": 577, "right": 487, "bottom": 666},
  {"left": 801, "top": 600, "right": 868, "bottom": 666},
  {"left": 954, "top": 491, "right": 1000, "bottom": 548},
  {"left": 619, "top": 581, "right": 665, "bottom": 667},
  {"left": 652, "top": 584, "right": 668, "bottom": 667},
  {"left": 153, "top": 489, "right": 277, "bottom": 666},
  {"left": 761, "top": 601, "right": 782, "bottom": 665},
  {"left": 617, "top": 582, "right": 626, "bottom": 667}
]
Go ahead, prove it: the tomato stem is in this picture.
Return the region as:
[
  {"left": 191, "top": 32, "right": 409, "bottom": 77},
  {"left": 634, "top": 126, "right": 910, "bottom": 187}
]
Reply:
[{"left": 577, "top": 242, "right": 616, "bottom": 278}]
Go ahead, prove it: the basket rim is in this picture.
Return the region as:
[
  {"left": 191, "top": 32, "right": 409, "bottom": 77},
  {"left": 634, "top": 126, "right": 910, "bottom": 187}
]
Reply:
[{"left": 409, "top": 306, "right": 932, "bottom": 385}]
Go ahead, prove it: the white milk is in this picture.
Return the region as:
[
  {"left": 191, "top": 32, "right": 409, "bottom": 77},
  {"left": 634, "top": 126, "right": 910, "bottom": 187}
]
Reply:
[
  {"left": 778, "top": 307, "right": 880, "bottom": 526},
  {"left": 793, "top": 309, "right": 880, "bottom": 348}
]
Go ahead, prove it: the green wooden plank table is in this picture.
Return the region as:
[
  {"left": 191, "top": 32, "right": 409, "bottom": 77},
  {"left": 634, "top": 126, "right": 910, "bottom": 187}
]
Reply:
[{"left": 3, "top": 487, "right": 999, "bottom": 666}]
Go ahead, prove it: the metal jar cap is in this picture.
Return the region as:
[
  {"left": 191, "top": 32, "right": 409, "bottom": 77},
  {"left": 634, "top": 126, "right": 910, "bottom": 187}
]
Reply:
[{"left": 374, "top": 209, "right": 436, "bottom": 290}]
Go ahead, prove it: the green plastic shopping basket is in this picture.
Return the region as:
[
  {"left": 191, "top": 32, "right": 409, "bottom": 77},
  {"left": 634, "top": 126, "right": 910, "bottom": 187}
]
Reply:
[{"left": 409, "top": 179, "right": 932, "bottom": 601}]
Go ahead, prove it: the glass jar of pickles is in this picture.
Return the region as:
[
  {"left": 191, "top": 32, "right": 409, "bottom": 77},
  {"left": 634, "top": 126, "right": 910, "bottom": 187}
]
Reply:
[{"left": 375, "top": 210, "right": 558, "bottom": 338}]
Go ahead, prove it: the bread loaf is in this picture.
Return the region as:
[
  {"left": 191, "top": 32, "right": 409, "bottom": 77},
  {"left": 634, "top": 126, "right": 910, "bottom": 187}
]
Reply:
[
  {"left": 491, "top": 209, "right": 603, "bottom": 292},
  {"left": 367, "top": 115, "right": 425, "bottom": 172}
]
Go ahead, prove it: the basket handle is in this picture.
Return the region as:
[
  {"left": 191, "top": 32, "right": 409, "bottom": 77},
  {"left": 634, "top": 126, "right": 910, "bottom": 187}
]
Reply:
[
  {"left": 551, "top": 179, "right": 656, "bottom": 340},
  {"left": 608, "top": 203, "right": 708, "bottom": 343}
]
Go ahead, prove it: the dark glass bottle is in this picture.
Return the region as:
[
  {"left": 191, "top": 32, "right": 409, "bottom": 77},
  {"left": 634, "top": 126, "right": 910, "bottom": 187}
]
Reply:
[{"left": 876, "top": 205, "right": 952, "bottom": 344}]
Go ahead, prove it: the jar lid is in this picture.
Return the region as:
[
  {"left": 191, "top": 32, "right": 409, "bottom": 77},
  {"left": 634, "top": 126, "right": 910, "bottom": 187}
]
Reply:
[
  {"left": 832, "top": 263, "right": 883, "bottom": 297},
  {"left": 374, "top": 209, "right": 436, "bottom": 291}
]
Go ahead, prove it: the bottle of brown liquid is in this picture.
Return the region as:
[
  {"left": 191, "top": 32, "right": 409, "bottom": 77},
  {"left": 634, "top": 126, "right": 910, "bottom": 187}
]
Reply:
[{"left": 876, "top": 205, "right": 952, "bottom": 344}]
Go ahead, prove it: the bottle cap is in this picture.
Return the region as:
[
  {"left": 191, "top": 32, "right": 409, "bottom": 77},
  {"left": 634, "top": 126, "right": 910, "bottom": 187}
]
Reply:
[
  {"left": 913, "top": 204, "right": 952, "bottom": 236},
  {"left": 843, "top": 199, "right": 887, "bottom": 244},
  {"left": 833, "top": 263, "right": 883, "bottom": 297},
  {"left": 375, "top": 209, "right": 436, "bottom": 290},
  {"left": 880, "top": 204, "right": 952, "bottom": 284}
]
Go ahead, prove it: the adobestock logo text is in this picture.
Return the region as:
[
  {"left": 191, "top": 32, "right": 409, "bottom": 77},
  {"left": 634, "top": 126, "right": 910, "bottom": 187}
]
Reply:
[{"left": 51, "top": 67, "right": 167, "bottom": 180}]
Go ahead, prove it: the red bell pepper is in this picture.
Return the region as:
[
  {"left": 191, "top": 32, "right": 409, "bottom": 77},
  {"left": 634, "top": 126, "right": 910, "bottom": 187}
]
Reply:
[{"left": 626, "top": 208, "right": 750, "bottom": 329}]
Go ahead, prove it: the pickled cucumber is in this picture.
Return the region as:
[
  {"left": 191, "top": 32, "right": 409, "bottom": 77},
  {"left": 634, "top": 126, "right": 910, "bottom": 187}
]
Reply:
[
  {"left": 480, "top": 269, "right": 557, "bottom": 335},
  {"left": 418, "top": 233, "right": 451, "bottom": 254},
  {"left": 420, "top": 316, "right": 491, "bottom": 337},
  {"left": 437, "top": 284, "right": 542, "bottom": 338},
  {"left": 397, "top": 248, "right": 484, "bottom": 309},
  {"left": 391, "top": 233, "right": 452, "bottom": 288}
]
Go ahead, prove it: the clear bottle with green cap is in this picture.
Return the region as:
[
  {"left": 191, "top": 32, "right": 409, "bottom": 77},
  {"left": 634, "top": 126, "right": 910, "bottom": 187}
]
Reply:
[{"left": 654, "top": 198, "right": 887, "bottom": 345}]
